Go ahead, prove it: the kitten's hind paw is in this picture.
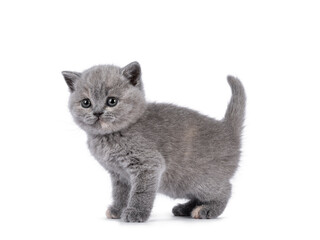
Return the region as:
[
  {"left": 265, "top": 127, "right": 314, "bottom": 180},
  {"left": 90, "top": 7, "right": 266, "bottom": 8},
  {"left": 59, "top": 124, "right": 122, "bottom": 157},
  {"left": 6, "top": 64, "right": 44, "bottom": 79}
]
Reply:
[
  {"left": 121, "top": 207, "right": 150, "bottom": 223},
  {"left": 191, "top": 205, "right": 219, "bottom": 219},
  {"left": 191, "top": 205, "right": 204, "bottom": 219},
  {"left": 172, "top": 204, "right": 192, "bottom": 216},
  {"left": 172, "top": 199, "right": 198, "bottom": 217},
  {"left": 191, "top": 200, "right": 227, "bottom": 219},
  {"left": 106, "top": 206, "right": 121, "bottom": 219}
]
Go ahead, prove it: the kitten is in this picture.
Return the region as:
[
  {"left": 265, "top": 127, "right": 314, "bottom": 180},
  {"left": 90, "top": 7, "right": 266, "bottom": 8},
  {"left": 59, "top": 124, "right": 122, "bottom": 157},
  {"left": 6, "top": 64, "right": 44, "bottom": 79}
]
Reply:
[{"left": 62, "top": 62, "right": 246, "bottom": 222}]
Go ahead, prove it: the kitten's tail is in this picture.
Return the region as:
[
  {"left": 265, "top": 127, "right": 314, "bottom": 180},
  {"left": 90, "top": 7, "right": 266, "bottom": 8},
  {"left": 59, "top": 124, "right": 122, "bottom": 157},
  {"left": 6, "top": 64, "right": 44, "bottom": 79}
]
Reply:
[{"left": 224, "top": 76, "right": 246, "bottom": 135}]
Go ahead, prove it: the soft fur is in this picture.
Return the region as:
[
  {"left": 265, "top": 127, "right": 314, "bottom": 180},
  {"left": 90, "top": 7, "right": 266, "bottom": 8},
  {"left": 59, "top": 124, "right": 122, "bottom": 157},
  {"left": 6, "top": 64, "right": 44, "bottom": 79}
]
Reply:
[{"left": 62, "top": 61, "right": 246, "bottom": 222}]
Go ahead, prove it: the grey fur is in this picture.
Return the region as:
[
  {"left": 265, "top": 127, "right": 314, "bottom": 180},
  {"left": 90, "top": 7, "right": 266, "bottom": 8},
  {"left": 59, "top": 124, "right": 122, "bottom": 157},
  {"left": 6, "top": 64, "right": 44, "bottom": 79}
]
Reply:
[{"left": 62, "top": 62, "right": 246, "bottom": 222}]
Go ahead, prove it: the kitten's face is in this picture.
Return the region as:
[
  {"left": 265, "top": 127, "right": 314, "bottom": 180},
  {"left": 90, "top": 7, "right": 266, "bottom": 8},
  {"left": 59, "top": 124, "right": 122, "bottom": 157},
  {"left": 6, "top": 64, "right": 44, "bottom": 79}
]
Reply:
[{"left": 63, "top": 62, "right": 146, "bottom": 135}]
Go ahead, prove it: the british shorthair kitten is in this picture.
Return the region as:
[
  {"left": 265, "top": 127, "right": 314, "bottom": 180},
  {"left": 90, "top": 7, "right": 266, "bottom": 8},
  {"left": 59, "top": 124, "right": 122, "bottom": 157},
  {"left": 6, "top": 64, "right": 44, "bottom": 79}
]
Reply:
[{"left": 62, "top": 62, "right": 246, "bottom": 222}]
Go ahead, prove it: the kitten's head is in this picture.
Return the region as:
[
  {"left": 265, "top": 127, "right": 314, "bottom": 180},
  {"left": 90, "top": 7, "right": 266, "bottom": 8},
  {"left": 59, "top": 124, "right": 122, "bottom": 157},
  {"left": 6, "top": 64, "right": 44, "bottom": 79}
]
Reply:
[{"left": 62, "top": 62, "right": 146, "bottom": 135}]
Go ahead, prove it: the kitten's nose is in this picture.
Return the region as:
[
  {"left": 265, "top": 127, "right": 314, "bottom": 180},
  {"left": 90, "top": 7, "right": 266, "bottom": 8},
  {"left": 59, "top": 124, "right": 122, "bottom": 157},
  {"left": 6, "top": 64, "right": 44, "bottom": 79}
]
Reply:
[{"left": 93, "top": 112, "right": 103, "bottom": 117}]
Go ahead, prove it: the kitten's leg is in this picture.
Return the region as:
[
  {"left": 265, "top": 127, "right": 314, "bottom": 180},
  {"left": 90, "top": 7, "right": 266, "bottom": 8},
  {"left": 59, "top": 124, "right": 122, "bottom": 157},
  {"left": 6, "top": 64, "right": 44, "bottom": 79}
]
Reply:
[
  {"left": 106, "top": 172, "right": 131, "bottom": 219},
  {"left": 172, "top": 199, "right": 198, "bottom": 217},
  {"left": 121, "top": 168, "right": 161, "bottom": 222}
]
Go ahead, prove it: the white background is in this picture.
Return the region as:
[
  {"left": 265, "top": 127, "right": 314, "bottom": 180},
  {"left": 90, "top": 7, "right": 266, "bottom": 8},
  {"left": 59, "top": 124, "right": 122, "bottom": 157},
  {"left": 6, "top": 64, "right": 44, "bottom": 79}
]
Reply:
[{"left": 0, "top": 0, "right": 319, "bottom": 239}]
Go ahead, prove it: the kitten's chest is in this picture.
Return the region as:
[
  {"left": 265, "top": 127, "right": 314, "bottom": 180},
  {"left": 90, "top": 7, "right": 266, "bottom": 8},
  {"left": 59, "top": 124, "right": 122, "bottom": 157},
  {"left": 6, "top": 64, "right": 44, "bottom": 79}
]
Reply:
[{"left": 87, "top": 133, "right": 130, "bottom": 172}]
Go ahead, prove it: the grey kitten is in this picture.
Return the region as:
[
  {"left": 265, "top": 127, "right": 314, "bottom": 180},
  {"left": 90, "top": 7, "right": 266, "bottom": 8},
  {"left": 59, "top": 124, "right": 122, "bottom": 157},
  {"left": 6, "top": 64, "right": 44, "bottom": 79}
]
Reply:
[{"left": 62, "top": 62, "right": 246, "bottom": 222}]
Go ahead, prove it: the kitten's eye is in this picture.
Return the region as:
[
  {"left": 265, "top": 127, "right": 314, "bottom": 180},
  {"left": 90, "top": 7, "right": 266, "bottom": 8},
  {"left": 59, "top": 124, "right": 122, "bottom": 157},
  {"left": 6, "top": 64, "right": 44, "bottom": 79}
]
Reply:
[
  {"left": 81, "top": 98, "right": 91, "bottom": 108},
  {"left": 106, "top": 97, "right": 118, "bottom": 107}
]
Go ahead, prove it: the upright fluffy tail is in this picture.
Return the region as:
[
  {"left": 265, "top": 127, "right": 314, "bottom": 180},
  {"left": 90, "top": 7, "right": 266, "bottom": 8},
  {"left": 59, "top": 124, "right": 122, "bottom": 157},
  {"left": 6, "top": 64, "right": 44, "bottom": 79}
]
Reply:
[{"left": 224, "top": 76, "right": 246, "bottom": 135}]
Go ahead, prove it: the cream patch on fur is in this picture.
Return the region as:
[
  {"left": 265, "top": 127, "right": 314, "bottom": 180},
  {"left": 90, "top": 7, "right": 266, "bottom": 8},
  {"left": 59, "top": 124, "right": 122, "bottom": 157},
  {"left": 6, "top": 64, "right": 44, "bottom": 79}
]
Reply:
[
  {"left": 100, "top": 121, "right": 109, "bottom": 129},
  {"left": 191, "top": 205, "right": 203, "bottom": 219}
]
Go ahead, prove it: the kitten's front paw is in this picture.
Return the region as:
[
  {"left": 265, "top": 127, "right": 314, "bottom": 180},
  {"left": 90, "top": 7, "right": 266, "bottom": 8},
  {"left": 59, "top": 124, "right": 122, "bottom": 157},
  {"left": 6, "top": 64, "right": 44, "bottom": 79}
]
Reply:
[
  {"left": 106, "top": 206, "right": 121, "bottom": 219},
  {"left": 121, "top": 207, "right": 150, "bottom": 222}
]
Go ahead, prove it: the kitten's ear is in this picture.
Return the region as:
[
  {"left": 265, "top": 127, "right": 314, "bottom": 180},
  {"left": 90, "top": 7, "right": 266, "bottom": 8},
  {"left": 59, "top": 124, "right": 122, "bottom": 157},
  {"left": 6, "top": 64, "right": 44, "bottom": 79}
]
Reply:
[
  {"left": 121, "top": 61, "right": 141, "bottom": 86},
  {"left": 62, "top": 71, "right": 81, "bottom": 92}
]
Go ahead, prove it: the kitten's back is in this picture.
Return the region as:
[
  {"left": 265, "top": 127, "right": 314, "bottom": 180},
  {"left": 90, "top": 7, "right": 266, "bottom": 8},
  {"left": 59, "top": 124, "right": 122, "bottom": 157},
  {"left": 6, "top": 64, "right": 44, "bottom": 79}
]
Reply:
[
  {"left": 132, "top": 76, "right": 245, "bottom": 178},
  {"left": 135, "top": 103, "right": 233, "bottom": 160}
]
